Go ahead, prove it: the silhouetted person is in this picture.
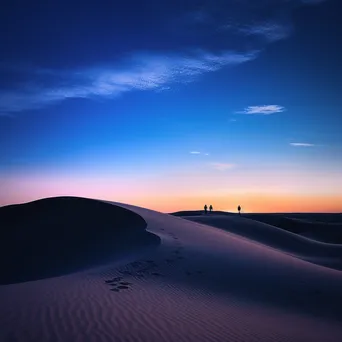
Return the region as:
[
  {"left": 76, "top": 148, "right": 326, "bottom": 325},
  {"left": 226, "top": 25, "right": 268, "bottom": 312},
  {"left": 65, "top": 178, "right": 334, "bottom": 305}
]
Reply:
[
  {"left": 209, "top": 204, "right": 213, "bottom": 213},
  {"left": 204, "top": 204, "right": 208, "bottom": 215},
  {"left": 238, "top": 205, "right": 241, "bottom": 216}
]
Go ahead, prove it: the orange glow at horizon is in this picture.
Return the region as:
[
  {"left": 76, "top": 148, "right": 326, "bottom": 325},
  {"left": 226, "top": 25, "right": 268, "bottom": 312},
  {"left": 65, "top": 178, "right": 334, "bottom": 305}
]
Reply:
[
  {"left": 139, "top": 194, "right": 342, "bottom": 213},
  {"left": 1, "top": 186, "right": 341, "bottom": 214},
  {"left": 1, "top": 169, "right": 342, "bottom": 213}
]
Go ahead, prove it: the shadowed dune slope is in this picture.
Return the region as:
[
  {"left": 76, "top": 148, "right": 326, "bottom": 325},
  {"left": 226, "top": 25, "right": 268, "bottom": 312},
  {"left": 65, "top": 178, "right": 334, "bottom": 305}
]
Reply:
[
  {"left": 245, "top": 214, "right": 342, "bottom": 244},
  {"left": 0, "top": 197, "right": 160, "bottom": 284},
  {"left": 181, "top": 214, "right": 342, "bottom": 270}
]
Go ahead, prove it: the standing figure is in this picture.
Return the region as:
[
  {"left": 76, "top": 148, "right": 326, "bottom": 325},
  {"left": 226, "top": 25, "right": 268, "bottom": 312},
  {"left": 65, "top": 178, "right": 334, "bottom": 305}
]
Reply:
[
  {"left": 238, "top": 205, "right": 241, "bottom": 216},
  {"left": 209, "top": 204, "right": 213, "bottom": 213},
  {"left": 204, "top": 204, "right": 208, "bottom": 215}
]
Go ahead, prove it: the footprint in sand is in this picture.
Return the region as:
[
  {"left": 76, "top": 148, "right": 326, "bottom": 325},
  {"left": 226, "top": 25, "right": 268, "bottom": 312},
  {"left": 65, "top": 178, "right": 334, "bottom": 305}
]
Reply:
[
  {"left": 114, "top": 259, "right": 168, "bottom": 284},
  {"left": 120, "top": 281, "right": 132, "bottom": 286},
  {"left": 109, "top": 281, "right": 133, "bottom": 292},
  {"left": 105, "top": 276, "right": 123, "bottom": 284},
  {"left": 117, "top": 259, "right": 160, "bottom": 280},
  {"left": 117, "top": 285, "right": 129, "bottom": 290}
]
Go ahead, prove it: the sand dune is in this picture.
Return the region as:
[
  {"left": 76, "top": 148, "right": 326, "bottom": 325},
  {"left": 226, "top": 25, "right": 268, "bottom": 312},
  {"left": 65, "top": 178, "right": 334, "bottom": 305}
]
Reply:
[
  {"left": 180, "top": 214, "right": 342, "bottom": 270},
  {"left": 1, "top": 197, "right": 342, "bottom": 342},
  {"left": 245, "top": 213, "right": 342, "bottom": 244},
  {"left": 173, "top": 211, "right": 342, "bottom": 243},
  {"left": 0, "top": 197, "right": 159, "bottom": 284}
]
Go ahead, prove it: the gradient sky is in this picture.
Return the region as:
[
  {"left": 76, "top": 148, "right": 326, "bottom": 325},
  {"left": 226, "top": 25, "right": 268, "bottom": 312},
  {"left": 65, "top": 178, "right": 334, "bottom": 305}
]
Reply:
[{"left": 1, "top": 0, "right": 341, "bottom": 212}]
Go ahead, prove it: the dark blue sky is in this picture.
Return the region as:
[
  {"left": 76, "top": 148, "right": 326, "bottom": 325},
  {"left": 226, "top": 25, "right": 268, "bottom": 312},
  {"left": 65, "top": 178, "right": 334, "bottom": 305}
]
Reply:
[{"left": 0, "top": 0, "right": 341, "bottom": 211}]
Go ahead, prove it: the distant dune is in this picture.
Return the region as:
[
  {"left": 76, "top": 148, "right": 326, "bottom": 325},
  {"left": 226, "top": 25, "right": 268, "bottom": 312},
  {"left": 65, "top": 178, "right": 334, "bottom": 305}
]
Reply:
[
  {"left": 177, "top": 213, "right": 342, "bottom": 271},
  {"left": 172, "top": 210, "right": 234, "bottom": 217},
  {"left": 245, "top": 213, "right": 342, "bottom": 243},
  {"left": 1, "top": 198, "right": 342, "bottom": 342},
  {"left": 173, "top": 210, "right": 342, "bottom": 244}
]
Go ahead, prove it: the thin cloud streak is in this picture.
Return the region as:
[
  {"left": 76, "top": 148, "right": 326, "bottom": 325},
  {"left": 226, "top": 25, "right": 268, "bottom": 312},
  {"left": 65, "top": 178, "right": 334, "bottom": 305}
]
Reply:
[
  {"left": 237, "top": 22, "right": 292, "bottom": 42},
  {"left": 290, "top": 143, "right": 315, "bottom": 147},
  {"left": 190, "top": 151, "right": 210, "bottom": 156},
  {"left": 219, "top": 0, "right": 326, "bottom": 44},
  {"left": 238, "top": 105, "right": 285, "bottom": 115}
]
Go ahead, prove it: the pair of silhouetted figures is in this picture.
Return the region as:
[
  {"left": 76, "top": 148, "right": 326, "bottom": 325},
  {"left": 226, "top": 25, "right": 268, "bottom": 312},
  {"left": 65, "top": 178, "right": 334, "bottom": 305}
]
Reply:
[
  {"left": 203, "top": 204, "right": 213, "bottom": 214},
  {"left": 203, "top": 205, "right": 242, "bottom": 215}
]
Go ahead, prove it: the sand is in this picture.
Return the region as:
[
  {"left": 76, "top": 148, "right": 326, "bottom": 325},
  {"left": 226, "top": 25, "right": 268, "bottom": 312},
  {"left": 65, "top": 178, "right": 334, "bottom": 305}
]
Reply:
[
  {"left": 1, "top": 197, "right": 342, "bottom": 342},
  {"left": 181, "top": 214, "right": 342, "bottom": 271},
  {"left": 245, "top": 213, "right": 342, "bottom": 244}
]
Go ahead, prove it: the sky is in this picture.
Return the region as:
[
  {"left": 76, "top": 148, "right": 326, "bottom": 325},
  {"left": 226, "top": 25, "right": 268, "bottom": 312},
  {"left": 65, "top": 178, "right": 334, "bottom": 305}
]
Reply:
[{"left": 0, "top": 0, "right": 341, "bottom": 213}]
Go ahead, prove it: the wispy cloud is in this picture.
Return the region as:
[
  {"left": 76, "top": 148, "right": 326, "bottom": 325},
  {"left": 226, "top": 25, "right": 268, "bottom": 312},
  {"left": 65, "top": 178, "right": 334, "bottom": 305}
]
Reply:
[
  {"left": 290, "top": 143, "right": 315, "bottom": 147},
  {"left": 0, "top": 51, "right": 258, "bottom": 114},
  {"left": 218, "top": 0, "right": 326, "bottom": 44},
  {"left": 190, "top": 151, "right": 210, "bottom": 156},
  {"left": 237, "top": 22, "right": 292, "bottom": 42},
  {"left": 238, "top": 105, "right": 285, "bottom": 115},
  {"left": 210, "top": 163, "right": 236, "bottom": 171}
]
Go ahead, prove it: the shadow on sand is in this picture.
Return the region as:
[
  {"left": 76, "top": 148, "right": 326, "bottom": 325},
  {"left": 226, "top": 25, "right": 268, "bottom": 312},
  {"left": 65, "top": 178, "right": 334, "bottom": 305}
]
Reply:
[{"left": 0, "top": 197, "right": 160, "bottom": 284}]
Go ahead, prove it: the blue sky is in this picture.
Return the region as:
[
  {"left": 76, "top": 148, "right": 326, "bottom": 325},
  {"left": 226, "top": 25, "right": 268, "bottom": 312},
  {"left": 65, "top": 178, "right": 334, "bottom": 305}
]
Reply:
[{"left": 1, "top": 0, "right": 341, "bottom": 211}]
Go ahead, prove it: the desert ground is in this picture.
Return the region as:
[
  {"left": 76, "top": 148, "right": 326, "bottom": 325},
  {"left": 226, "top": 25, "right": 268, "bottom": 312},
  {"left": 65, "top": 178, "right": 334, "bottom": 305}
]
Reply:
[{"left": 1, "top": 197, "right": 342, "bottom": 342}]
